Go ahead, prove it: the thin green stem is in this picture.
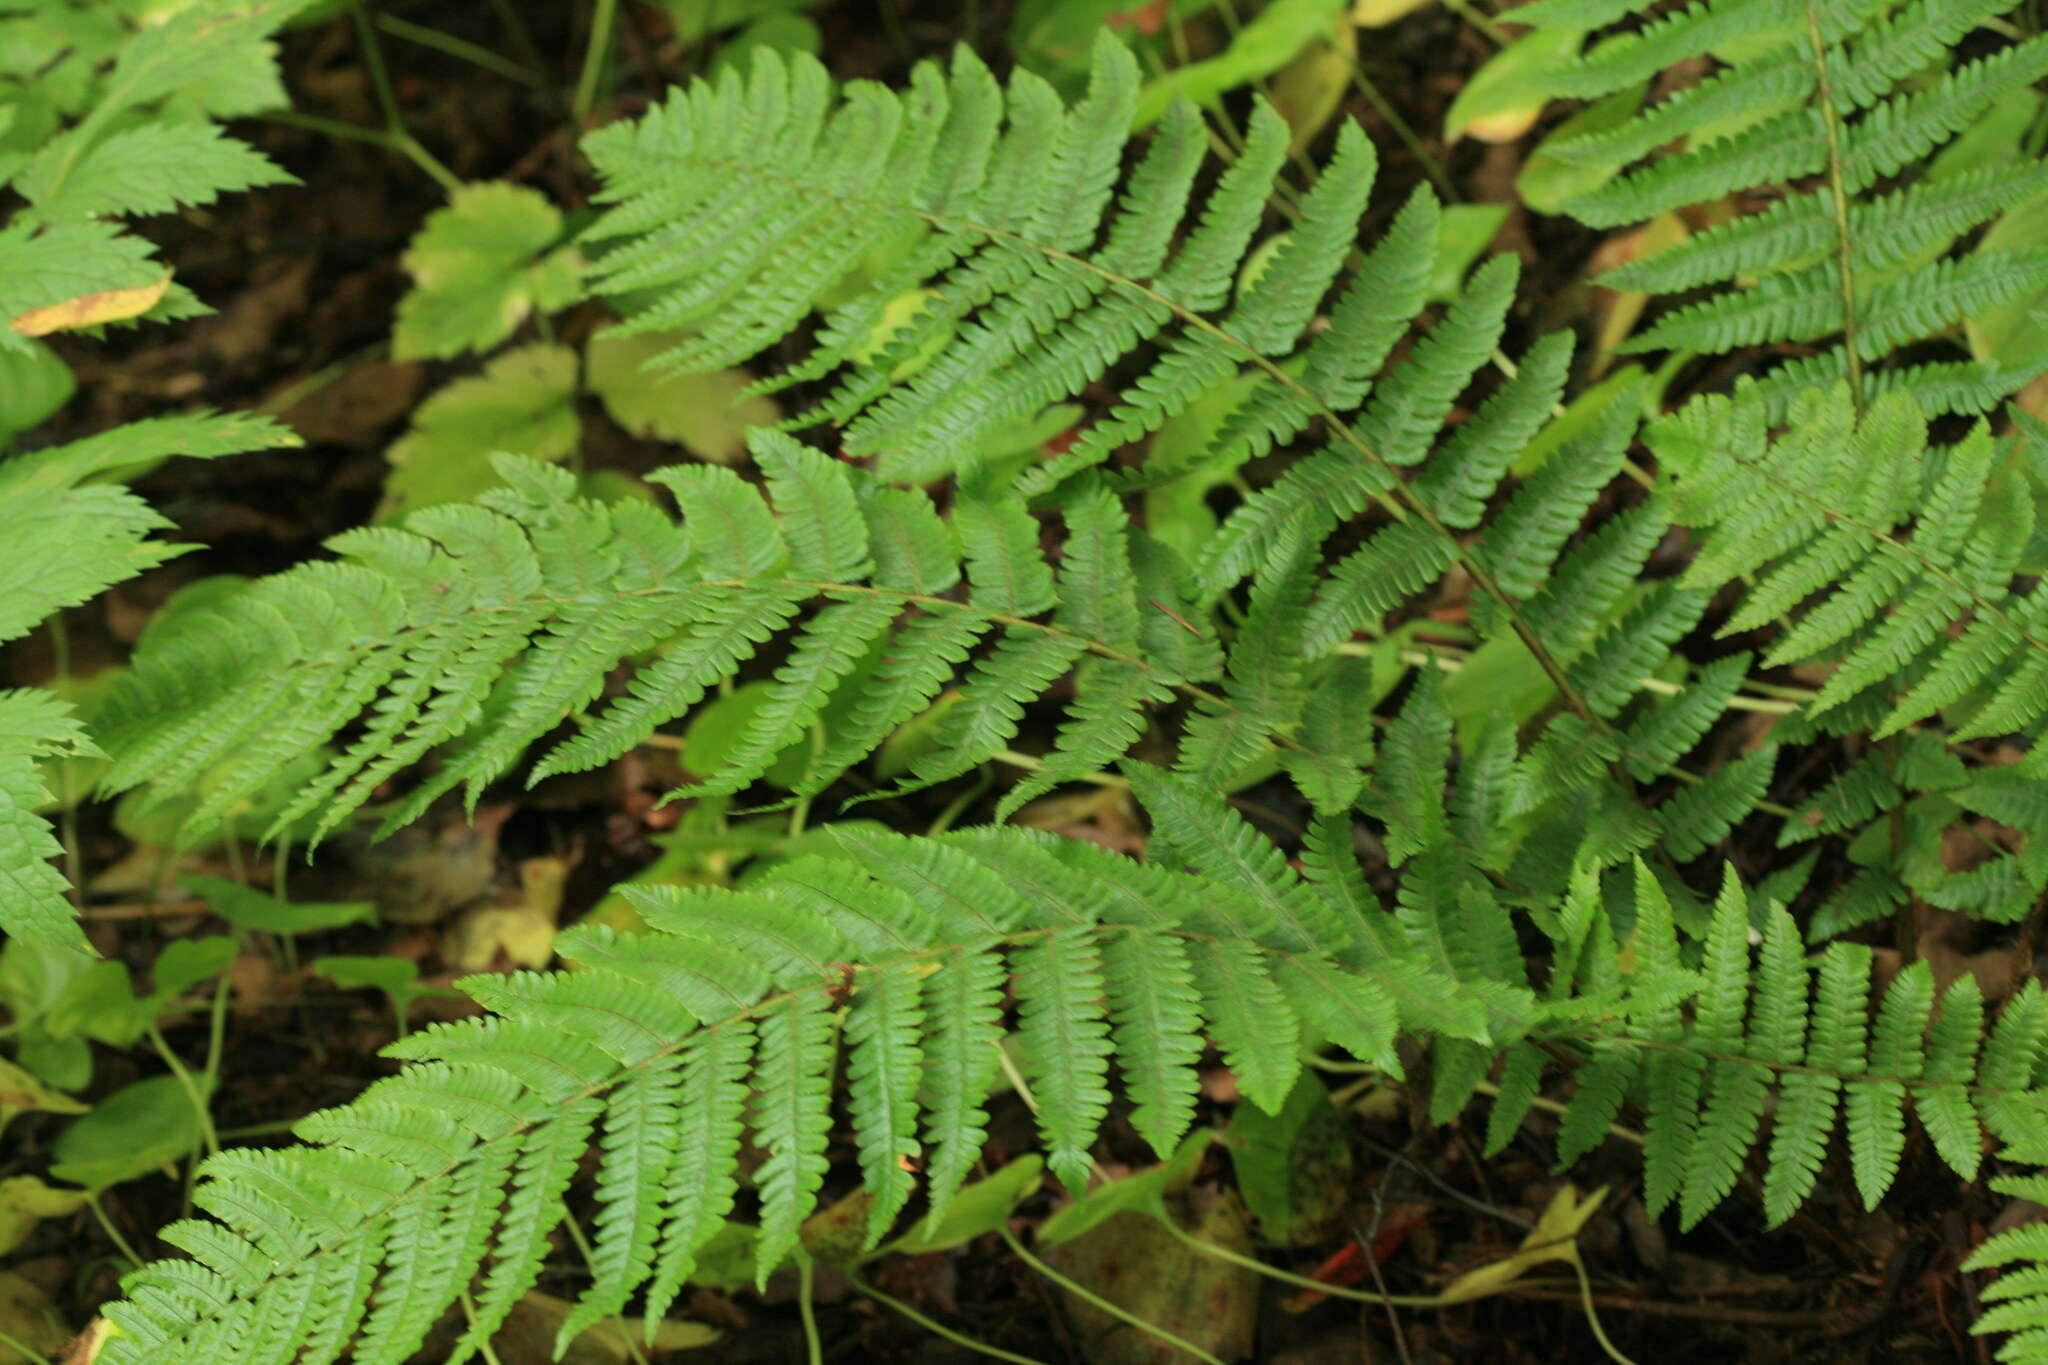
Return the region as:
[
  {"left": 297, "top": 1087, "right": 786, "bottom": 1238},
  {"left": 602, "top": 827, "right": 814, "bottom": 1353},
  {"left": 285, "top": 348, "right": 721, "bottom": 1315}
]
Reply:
[
  {"left": 1338, "top": 51, "right": 1457, "bottom": 201},
  {"left": 262, "top": 110, "right": 458, "bottom": 193},
  {"left": 87, "top": 1193, "right": 144, "bottom": 1269},
  {"left": 1444, "top": 0, "right": 1512, "bottom": 44},
  {"left": 0, "top": 1326, "right": 52, "bottom": 1365},
  {"left": 1572, "top": 1255, "right": 1644, "bottom": 1365},
  {"left": 350, "top": 0, "right": 407, "bottom": 132},
  {"left": 1158, "top": 1206, "right": 1626, "bottom": 1363},
  {"left": 462, "top": 1293, "right": 506, "bottom": 1365},
  {"left": 200, "top": 974, "right": 232, "bottom": 1111},
  {"left": 218, "top": 1118, "right": 300, "bottom": 1141},
  {"left": 147, "top": 1024, "right": 220, "bottom": 1159},
  {"left": 376, "top": 14, "right": 543, "bottom": 86},
  {"left": 573, "top": 0, "right": 620, "bottom": 126},
  {"left": 797, "top": 1251, "right": 824, "bottom": 1365},
  {"left": 998, "top": 1225, "right": 1226, "bottom": 1365},
  {"left": 46, "top": 616, "right": 82, "bottom": 910},
  {"left": 559, "top": 1203, "right": 651, "bottom": 1365},
  {"left": 345, "top": 2, "right": 462, "bottom": 192},
  {"left": 487, "top": 0, "right": 553, "bottom": 88},
  {"left": 848, "top": 1271, "right": 1051, "bottom": 1364},
  {"left": 925, "top": 769, "right": 991, "bottom": 836}
]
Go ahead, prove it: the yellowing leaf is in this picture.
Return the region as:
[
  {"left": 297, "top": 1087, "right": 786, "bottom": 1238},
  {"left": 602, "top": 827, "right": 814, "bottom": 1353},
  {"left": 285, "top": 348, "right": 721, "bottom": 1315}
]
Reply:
[
  {"left": 0, "top": 1056, "right": 87, "bottom": 1134},
  {"left": 10, "top": 271, "right": 170, "bottom": 336},
  {"left": 586, "top": 330, "right": 778, "bottom": 463},
  {"left": 1445, "top": 27, "right": 1582, "bottom": 144},
  {"left": 0, "top": 1272, "right": 71, "bottom": 1365},
  {"left": 1271, "top": 12, "right": 1355, "bottom": 152},
  {"left": 1353, "top": 0, "right": 1433, "bottom": 24},
  {"left": 441, "top": 857, "right": 570, "bottom": 971},
  {"left": 1596, "top": 212, "right": 1689, "bottom": 368},
  {"left": 1439, "top": 1184, "right": 1608, "bottom": 1303},
  {"left": 0, "top": 1175, "right": 88, "bottom": 1257}
]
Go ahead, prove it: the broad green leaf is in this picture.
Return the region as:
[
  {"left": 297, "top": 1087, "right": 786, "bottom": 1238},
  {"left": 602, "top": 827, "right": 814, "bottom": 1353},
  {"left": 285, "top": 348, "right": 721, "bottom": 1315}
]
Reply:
[
  {"left": 709, "top": 10, "right": 822, "bottom": 72},
  {"left": 0, "top": 339, "right": 73, "bottom": 437},
  {"left": 1135, "top": 0, "right": 1347, "bottom": 127},
  {"left": 878, "top": 1156, "right": 1046, "bottom": 1257},
  {"left": 586, "top": 330, "right": 778, "bottom": 463},
  {"left": 1517, "top": 87, "right": 1643, "bottom": 213},
  {"left": 311, "top": 954, "right": 420, "bottom": 1000},
  {"left": 0, "top": 1175, "right": 87, "bottom": 1256},
  {"left": 379, "top": 344, "right": 580, "bottom": 520},
  {"left": 51, "top": 1075, "right": 209, "bottom": 1190},
  {"left": 150, "top": 935, "right": 235, "bottom": 1000},
  {"left": 180, "top": 874, "right": 374, "bottom": 936},
  {"left": 1967, "top": 191, "right": 2048, "bottom": 373},
  {"left": 0, "top": 1056, "right": 87, "bottom": 1135},
  {"left": 1269, "top": 8, "right": 1354, "bottom": 151},
  {"left": 1037, "top": 1129, "right": 1213, "bottom": 1245},
  {"left": 1429, "top": 203, "right": 1509, "bottom": 302},
  {"left": 392, "top": 181, "right": 582, "bottom": 360},
  {"left": 1222, "top": 1073, "right": 1352, "bottom": 1245}
]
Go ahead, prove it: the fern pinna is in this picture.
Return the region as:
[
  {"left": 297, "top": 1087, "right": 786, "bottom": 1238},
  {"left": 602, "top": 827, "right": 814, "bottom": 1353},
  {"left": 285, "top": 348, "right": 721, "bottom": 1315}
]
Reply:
[
  {"left": 1503, "top": 0, "right": 2048, "bottom": 417},
  {"left": 0, "top": 413, "right": 295, "bottom": 952},
  {"left": 1652, "top": 382, "right": 2048, "bottom": 938}
]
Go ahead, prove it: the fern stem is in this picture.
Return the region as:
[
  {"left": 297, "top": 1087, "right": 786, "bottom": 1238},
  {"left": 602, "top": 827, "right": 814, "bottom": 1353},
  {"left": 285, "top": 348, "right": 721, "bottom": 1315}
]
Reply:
[
  {"left": 1345, "top": 642, "right": 1805, "bottom": 715},
  {"left": 848, "top": 1271, "right": 1052, "bottom": 1365},
  {"left": 653, "top": 148, "right": 1610, "bottom": 734},
  {"left": 461, "top": 1293, "right": 506, "bottom": 1365},
  {"left": 1801, "top": 0, "right": 1865, "bottom": 409},
  {"left": 998, "top": 1225, "right": 1228, "bottom": 1365},
  {"left": 994, "top": 749, "right": 1127, "bottom": 789}
]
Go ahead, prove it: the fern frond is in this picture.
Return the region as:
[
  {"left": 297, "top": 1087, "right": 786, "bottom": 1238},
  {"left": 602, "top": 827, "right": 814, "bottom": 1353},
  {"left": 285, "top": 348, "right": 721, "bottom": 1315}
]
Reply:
[
  {"left": 1507, "top": 0, "right": 2048, "bottom": 414},
  {"left": 103, "top": 816, "right": 1510, "bottom": 1360}
]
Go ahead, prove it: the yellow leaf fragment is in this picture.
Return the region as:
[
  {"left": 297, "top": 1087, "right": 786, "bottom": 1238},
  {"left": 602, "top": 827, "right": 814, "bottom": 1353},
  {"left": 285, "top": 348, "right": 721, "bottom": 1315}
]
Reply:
[
  {"left": 11, "top": 272, "right": 172, "bottom": 337},
  {"left": 1354, "top": 0, "right": 1435, "bottom": 25}
]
